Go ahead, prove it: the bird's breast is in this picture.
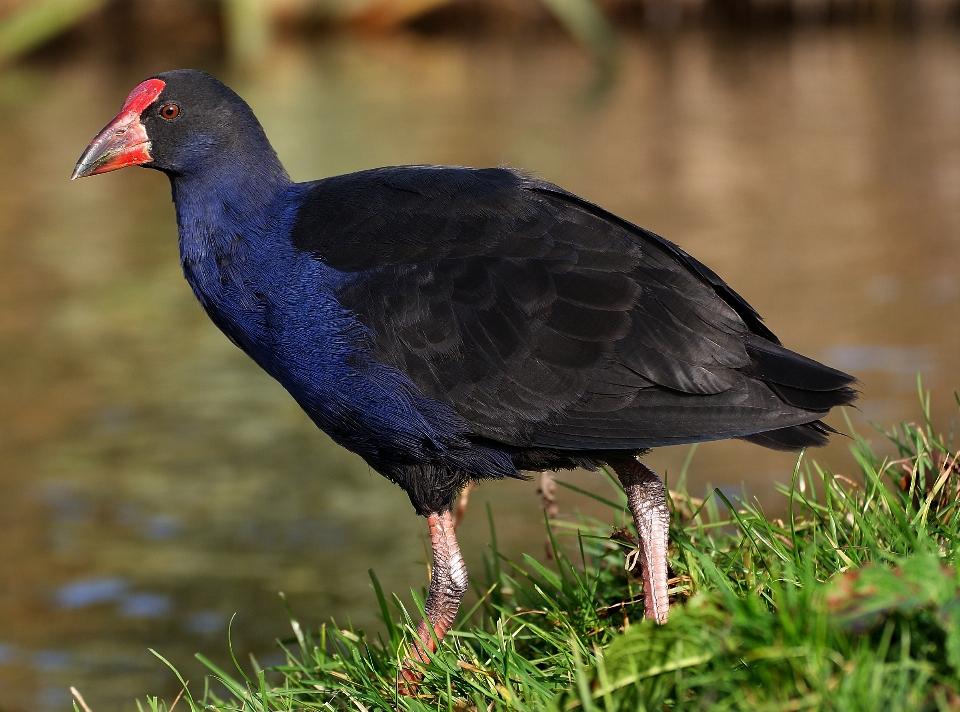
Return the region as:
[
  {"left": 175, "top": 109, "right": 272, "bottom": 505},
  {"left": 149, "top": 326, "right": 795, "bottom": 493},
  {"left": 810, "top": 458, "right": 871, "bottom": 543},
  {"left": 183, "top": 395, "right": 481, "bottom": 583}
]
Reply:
[
  {"left": 174, "top": 210, "right": 477, "bottom": 470},
  {"left": 179, "top": 229, "right": 271, "bottom": 356}
]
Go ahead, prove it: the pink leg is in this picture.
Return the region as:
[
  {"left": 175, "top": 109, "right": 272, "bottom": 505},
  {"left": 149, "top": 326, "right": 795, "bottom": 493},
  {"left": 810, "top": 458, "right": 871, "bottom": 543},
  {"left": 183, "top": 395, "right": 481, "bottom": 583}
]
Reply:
[
  {"left": 399, "top": 510, "right": 468, "bottom": 692},
  {"left": 451, "top": 483, "right": 473, "bottom": 530},
  {"left": 612, "top": 459, "right": 671, "bottom": 624}
]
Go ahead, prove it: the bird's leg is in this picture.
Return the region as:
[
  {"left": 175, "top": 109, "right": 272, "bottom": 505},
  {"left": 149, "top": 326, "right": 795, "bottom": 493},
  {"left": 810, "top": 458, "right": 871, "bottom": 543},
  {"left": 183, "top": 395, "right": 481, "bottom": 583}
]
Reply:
[
  {"left": 538, "top": 472, "right": 559, "bottom": 559},
  {"left": 399, "top": 510, "right": 468, "bottom": 691},
  {"left": 451, "top": 483, "right": 473, "bottom": 530},
  {"left": 538, "top": 472, "right": 559, "bottom": 519},
  {"left": 612, "top": 459, "right": 671, "bottom": 624}
]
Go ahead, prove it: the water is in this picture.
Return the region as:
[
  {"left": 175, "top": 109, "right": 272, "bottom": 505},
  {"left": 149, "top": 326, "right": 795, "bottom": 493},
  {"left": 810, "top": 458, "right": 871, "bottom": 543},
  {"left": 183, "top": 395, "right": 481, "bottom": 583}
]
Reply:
[{"left": 0, "top": 27, "right": 958, "bottom": 710}]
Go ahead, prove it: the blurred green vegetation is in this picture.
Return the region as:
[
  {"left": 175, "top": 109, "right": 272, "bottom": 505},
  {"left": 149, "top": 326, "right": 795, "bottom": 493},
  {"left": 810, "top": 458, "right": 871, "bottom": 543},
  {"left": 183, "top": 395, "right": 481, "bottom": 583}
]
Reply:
[
  {"left": 0, "top": 0, "right": 106, "bottom": 63},
  {"left": 0, "top": 0, "right": 617, "bottom": 67},
  {"left": 1, "top": 0, "right": 957, "bottom": 69},
  {"left": 135, "top": 388, "right": 960, "bottom": 710}
]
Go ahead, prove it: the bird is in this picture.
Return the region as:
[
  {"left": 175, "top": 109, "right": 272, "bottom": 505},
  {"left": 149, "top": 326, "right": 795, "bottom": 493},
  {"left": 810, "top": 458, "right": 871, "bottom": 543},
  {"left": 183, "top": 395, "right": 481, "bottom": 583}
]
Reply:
[{"left": 73, "top": 69, "right": 856, "bottom": 685}]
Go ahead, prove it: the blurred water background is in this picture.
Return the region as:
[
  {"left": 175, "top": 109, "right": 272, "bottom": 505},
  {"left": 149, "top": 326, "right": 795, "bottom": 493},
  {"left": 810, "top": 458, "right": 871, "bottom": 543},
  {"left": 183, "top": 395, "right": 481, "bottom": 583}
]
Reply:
[{"left": 0, "top": 1, "right": 958, "bottom": 709}]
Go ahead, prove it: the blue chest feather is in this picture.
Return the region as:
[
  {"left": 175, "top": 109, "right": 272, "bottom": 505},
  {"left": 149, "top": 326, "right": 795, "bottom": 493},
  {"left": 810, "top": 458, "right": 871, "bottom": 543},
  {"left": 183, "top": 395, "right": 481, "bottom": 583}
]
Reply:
[{"left": 171, "top": 171, "right": 518, "bottom": 487}]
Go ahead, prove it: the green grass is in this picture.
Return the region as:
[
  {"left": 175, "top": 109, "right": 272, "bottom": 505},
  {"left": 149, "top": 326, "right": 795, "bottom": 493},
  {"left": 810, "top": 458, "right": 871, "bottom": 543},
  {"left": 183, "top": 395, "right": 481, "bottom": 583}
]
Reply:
[{"left": 134, "top": 388, "right": 960, "bottom": 712}]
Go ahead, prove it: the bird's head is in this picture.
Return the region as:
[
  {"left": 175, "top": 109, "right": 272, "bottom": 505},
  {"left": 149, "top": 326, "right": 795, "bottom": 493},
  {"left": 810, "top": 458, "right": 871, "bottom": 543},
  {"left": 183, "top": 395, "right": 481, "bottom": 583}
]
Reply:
[{"left": 72, "top": 69, "right": 276, "bottom": 180}]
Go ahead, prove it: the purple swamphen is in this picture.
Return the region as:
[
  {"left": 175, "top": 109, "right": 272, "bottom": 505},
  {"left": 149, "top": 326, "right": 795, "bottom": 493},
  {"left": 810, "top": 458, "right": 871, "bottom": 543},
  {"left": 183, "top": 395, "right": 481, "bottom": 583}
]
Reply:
[{"left": 73, "top": 70, "right": 856, "bottom": 683}]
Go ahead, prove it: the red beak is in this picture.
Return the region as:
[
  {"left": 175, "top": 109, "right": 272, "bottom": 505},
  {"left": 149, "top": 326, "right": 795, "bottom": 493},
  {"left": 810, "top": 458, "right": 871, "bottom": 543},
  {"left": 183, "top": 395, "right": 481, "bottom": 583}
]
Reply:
[{"left": 71, "top": 78, "right": 166, "bottom": 180}]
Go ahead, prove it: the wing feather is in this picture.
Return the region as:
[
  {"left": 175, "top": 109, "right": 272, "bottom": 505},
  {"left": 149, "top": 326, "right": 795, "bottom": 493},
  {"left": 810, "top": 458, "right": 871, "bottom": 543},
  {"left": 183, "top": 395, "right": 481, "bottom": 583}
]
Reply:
[{"left": 290, "top": 165, "right": 855, "bottom": 450}]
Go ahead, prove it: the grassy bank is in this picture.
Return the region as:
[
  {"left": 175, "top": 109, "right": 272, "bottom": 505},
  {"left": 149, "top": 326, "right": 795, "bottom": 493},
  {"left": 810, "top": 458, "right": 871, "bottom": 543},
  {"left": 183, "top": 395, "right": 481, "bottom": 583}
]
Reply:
[{"left": 136, "top": 389, "right": 960, "bottom": 712}]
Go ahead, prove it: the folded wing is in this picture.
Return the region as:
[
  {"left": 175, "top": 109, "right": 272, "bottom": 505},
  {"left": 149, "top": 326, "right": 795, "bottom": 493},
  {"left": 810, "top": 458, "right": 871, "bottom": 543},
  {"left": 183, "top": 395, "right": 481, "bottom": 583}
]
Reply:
[{"left": 291, "top": 166, "right": 856, "bottom": 451}]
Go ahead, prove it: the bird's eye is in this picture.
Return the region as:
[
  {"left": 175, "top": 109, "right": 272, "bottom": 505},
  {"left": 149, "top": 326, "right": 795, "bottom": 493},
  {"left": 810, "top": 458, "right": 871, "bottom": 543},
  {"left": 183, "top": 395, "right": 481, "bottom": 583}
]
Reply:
[{"left": 160, "top": 104, "right": 180, "bottom": 120}]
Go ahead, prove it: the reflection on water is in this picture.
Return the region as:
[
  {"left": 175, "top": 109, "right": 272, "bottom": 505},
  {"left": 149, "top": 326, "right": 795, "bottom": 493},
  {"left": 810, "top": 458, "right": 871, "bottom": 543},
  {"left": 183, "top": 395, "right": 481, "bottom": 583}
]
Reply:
[{"left": 0, "top": 27, "right": 958, "bottom": 711}]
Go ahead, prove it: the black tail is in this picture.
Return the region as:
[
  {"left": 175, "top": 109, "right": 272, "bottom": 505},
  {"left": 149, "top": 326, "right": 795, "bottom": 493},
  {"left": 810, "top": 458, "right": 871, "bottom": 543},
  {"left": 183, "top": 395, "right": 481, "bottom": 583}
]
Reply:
[
  {"left": 739, "top": 335, "right": 858, "bottom": 451},
  {"left": 740, "top": 419, "right": 840, "bottom": 450}
]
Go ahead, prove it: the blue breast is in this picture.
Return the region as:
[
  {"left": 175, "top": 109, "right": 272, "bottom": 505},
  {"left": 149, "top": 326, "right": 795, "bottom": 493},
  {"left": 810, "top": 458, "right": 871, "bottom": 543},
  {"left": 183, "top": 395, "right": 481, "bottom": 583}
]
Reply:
[{"left": 171, "top": 177, "right": 517, "bottom": 484}]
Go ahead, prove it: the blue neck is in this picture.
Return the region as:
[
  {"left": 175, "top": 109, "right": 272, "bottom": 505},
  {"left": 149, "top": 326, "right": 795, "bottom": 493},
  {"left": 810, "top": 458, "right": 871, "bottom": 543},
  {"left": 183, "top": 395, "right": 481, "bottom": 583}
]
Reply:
[
  {"left": 168, "top": 157, "right": 297, "bottom": 348},
  {"left": 171, "top": 157, "right": 292, "bottom": 255}
]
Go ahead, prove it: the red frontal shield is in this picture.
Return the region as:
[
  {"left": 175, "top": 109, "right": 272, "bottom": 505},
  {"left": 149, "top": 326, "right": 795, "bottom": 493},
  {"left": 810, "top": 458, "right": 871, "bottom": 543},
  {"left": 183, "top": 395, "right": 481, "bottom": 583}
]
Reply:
[{"left": 71, "top": 78, "right": 166, "bottom": 179}]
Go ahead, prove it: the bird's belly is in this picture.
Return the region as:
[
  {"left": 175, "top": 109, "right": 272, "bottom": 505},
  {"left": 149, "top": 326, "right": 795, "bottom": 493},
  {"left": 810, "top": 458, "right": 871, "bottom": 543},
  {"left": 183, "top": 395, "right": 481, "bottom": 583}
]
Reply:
[{"left": 256, "top": 326, "right": 433, "bottom": 461}]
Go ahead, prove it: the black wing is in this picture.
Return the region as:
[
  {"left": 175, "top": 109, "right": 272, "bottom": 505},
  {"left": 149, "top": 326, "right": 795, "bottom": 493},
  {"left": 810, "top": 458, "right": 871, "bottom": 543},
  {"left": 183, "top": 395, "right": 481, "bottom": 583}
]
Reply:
[{"left": 291, "top": 166, "right": 855, "bottom": 450}]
